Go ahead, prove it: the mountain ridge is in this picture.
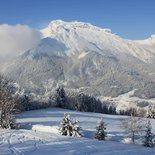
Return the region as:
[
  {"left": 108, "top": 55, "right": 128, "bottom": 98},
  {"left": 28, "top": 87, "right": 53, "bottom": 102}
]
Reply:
[{"left": 40, "top": 20, "right": 155, "bottom": 63}]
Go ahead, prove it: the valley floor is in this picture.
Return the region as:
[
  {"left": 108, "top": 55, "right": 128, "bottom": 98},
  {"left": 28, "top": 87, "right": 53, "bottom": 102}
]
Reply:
[{"left": 0, "top": 108, "right": 155, "bottom": 155}]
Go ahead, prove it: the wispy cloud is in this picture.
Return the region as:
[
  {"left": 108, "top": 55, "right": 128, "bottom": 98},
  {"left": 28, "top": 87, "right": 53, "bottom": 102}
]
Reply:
[{"left": 0, "top": 24, "right": 42, "bottom": 60}]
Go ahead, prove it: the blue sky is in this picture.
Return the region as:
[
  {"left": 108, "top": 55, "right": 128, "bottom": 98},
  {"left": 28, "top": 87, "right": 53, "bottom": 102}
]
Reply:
[{"left": 0, "top": 0, "right": 155, "bottom": 39}]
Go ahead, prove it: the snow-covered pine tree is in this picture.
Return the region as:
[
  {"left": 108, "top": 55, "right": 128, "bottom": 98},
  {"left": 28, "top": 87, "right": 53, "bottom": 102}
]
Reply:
[
  {"left": 95, "top": 117, "right": 107, "bottom": 140},
  {"left": 143, "top": 120, "right": 154, "bottom": 147},
  {"left": 59, "top": 113, "right": 82, "bottom": 137},
  {"left": 59, "top": 113, "right": 73, "bottom": 136},
  {"left": 55, "top": 85, "right": 67, "bottom": 108},
  {"left": 20, "top": 94, "right": 31, "bottom": 111},
  {"left": 72, "top": 120, "right": 82, "bottom": 137}
]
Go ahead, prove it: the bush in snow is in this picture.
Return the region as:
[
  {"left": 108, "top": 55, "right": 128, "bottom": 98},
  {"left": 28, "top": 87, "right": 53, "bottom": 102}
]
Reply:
[
  {"left": 59, "top": 113, "right": 82, "bottom": 137},
  {"left": 95, "top": 117, "right": 107, "bottom": 140},
  {"left": 143, "top": 120, "right": 154, "bottom": 147}
]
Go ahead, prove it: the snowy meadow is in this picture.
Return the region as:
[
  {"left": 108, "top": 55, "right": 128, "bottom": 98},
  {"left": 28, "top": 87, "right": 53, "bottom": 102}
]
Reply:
[{"left": 0, "top": 108, "right": 155, "bottom": 155}]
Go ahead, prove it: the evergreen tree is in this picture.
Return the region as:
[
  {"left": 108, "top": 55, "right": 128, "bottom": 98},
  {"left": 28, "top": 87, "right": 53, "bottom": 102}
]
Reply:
[
  {"left": 76, "top": 93, "right": 86, "bottom": 112},
  {"left": 55, "top": 85, "right": 67, "bottom": 108},
  {"left": 59, "top": 113, "right": 73, "bottom": 136},
  {"left": 143, "top": 120, "right": 154, "bottom": 147},
  {"left": 59, "top": 113, "right": 82, "bottom": 137},
  {"left": 20, "top": 95, "right": 31, "bottom": 111},
  {"left": 108, "top": 106, "right": 116, "bottom": 115},
  {"left": 72, "top": 120, "right": 82, "bottom": 137},
  {"left": 95, "top": 117, "right": 107, "bottom": 140}
]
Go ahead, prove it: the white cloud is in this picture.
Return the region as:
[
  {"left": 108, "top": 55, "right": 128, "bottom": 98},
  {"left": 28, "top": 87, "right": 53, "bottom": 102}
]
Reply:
[{"left": 0, "top": 24, "right": 42, "bottom": 60}]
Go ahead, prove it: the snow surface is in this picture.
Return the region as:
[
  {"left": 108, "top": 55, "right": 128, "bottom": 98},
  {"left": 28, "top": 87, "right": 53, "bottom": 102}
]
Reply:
[
  {"left": 0, "top": 108, "right": 155, "bottom": 154},
  {"left": 32, "top": 125, "right": 59, "bottom": 134}
]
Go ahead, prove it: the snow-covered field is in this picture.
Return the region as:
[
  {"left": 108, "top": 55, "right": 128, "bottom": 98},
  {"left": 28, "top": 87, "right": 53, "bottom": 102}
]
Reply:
[{"left": 0, "top": 108, "right": 155, "bottom": 155}]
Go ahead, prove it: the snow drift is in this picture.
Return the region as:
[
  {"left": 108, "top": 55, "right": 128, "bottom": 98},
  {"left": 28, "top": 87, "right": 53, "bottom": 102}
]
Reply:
[{"left": 32, "top": 124, "right": 59, "bottom": 134}]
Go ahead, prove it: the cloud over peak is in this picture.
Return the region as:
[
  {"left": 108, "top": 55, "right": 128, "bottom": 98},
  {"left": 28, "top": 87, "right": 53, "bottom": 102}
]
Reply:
[{"left": 0, "top": 24, "right": 42, "bottom": 60}]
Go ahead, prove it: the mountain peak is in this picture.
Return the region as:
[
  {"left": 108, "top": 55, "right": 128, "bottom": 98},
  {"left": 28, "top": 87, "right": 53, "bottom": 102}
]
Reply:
[
  {"left": 48, "top": 20, "right": 95, "bottom": 29},
  {"left": 40, "top": 20, "right": 155, "bottom": 63},
  {"left": 41, "top": 20, "right": 113, "bottom": 38}
]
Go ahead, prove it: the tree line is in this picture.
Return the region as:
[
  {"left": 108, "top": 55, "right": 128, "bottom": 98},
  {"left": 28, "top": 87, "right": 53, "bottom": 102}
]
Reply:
[{"left": 1, "top": 75, "right": 155, "bottom": 131}]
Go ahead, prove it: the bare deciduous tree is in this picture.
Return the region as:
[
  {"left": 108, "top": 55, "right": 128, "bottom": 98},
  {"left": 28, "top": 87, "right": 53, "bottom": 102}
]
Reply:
[
  {"left": 0, "top": 75, "right": 20, "bottom": 129},
  {"left": 121, "top": 113, "right": 145, "bottom": 143}
]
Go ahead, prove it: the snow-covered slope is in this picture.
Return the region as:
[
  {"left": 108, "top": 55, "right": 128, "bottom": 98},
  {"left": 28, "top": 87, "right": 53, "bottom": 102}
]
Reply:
[
  {"left": 26, "top": 37, "right": 68, "bottom": 58},
  {"left": 1, "top": 108, "right": 155, "bottom": 155},
  {"left": 132, "top": 35, "right": 155, "bottom": 59},
  {"left": 134, "top": 34, "right": 155, "bottom": 49},
  {"left": 2, "top": 20, "right": 155, "bottom": 100}
]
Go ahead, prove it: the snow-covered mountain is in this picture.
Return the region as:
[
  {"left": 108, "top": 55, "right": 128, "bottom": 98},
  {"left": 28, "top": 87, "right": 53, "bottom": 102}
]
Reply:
[
  {"left": 2, "top": 20, "right": 155, "bottom": 100},
  {"left": 41, "top": 20, "right": 155, "bottom": 63}
]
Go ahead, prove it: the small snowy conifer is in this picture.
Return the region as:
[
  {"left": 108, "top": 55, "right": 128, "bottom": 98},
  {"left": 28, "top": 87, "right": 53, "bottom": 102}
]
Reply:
[
  {"left": 60, "top": 113, "right": 73, "bottom": 136},
  {"left": 143, "top": 120, "right": 154, "bottom": 147},
  {"left": 55, "top": 85, "right": 67, "bottom": 108},
  {"left": 95, "top": 117, "right": 107, "bottom": 140},
  {"left": 59, "top": 113, "right": 82, "bottom": 137},
  {"left": 72, "top": 120, "right": 82, "bottom": 137}
]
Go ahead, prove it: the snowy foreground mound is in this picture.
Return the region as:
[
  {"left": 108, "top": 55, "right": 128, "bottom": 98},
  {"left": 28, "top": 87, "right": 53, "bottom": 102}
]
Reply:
[
  {"left": 0, "top": 108, "right": 155, "bottom": 155},
  {"left": 32, "top": 125, "right": 59, "bottom": 134}
]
